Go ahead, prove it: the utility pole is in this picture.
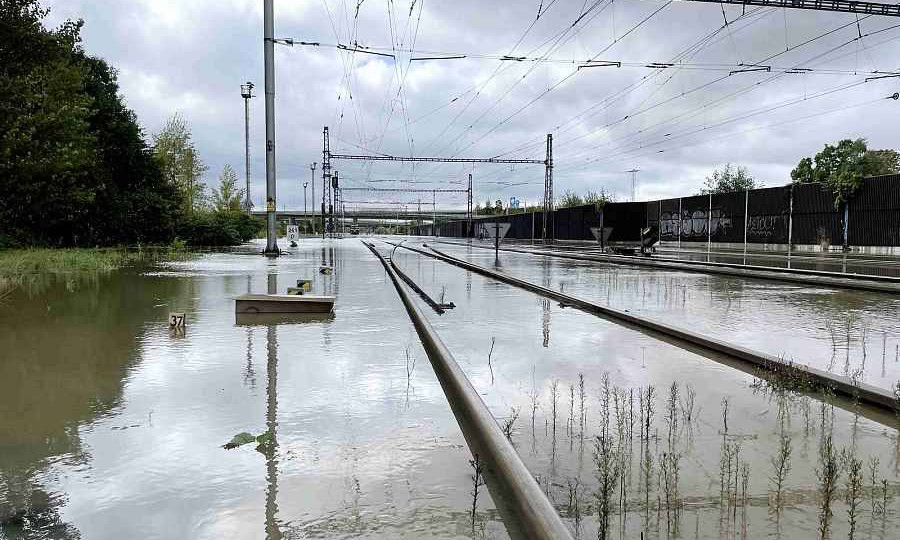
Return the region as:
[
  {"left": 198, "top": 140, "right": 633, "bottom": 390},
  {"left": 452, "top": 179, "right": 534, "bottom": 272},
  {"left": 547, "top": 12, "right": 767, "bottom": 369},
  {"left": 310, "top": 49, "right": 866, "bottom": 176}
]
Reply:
[
  {"left": 322, "top": 127, "right": 330, "bottom": 240},
  {"left": 262, "top": 0, "right": 278, "bottom": 255},
  {"left": 241, "top": 82, "right": 255, "bottom": 215},
  {"left": 309, "top": 162, "right": 317, "bottom": 233},
  {"left": 467, "top": 173, "right": 473, "bottom": 238},
  {"left": 330, "top": 170, "right": 338, "bottom": 236},
  {"left": 542, "top": 133, "right": 553, "bottom": 244},
  {"left": 627, "top": 169, "right": 640, "bottom": 202}
]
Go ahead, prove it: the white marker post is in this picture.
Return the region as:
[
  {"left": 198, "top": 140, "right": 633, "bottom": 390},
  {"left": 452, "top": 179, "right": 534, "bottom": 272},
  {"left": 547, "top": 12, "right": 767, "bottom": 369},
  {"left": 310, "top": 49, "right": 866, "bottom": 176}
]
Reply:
[{"left": 286, "top": 224, "right": 299, "bottom": 245}]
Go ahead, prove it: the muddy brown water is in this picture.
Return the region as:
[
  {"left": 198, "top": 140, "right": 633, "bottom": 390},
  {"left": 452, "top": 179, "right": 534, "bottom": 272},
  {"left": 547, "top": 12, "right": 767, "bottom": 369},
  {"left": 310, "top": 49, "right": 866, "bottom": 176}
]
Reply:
[{"left": 1, "top": 238, "right": 898, "bottom": 539}]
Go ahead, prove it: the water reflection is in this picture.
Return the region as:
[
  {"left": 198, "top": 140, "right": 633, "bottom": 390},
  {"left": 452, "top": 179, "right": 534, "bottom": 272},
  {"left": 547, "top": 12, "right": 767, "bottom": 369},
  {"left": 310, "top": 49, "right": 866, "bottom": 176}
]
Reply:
[
  {"left": 0, "top": 270, "right": 189, "bottom": 538},
  {"left": 264, "top": 324, "right": 281, "bottom": 540}
]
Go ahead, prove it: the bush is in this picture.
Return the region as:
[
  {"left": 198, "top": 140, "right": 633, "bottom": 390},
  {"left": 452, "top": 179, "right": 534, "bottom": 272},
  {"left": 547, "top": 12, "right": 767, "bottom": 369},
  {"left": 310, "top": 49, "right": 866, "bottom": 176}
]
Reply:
[{"left": 180, "top": 211, "right": 262, "bottom": 246}]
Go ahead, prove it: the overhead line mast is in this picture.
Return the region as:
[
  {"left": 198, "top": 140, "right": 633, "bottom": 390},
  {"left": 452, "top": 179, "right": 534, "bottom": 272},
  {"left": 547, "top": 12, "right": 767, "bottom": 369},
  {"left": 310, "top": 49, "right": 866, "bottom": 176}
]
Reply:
[
  {"left": 324, "top": 126, "right": 554, "bottom": 241},
  {"left": 682, "top": 0, "right": 900, "bottom": 17}
]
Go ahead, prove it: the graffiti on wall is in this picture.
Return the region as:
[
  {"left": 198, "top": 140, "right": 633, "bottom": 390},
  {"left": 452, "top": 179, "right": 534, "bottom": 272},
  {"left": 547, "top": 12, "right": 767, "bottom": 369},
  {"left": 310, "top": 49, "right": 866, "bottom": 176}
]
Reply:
[
  {"left": 659, "top": 209, "right": 732, "bottom": 239},
  {"left": 747, "top": 215, "right": 782, "bottom": 240}
]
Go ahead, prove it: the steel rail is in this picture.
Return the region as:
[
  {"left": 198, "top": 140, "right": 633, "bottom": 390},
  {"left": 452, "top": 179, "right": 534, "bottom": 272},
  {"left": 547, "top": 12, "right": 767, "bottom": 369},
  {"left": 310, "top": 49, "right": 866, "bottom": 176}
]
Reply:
[
  {"left": 436, "top": 240, "right": 900, "bottom": 293},
  {"left": 362, "top": 241, "right": 574, "bottom": 540},
  {"left": 389, "top": 241, "right": 899, "bottom": 414},
  {"left": 390, "top": 257, "right": 447, "bottom": 315}
]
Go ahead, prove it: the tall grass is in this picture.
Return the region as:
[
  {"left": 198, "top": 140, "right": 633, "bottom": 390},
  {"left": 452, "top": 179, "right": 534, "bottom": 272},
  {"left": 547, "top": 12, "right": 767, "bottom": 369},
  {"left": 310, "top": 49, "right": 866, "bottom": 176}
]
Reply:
[{"left": 0, "top": 246, "right": 187, "bottom": 297}]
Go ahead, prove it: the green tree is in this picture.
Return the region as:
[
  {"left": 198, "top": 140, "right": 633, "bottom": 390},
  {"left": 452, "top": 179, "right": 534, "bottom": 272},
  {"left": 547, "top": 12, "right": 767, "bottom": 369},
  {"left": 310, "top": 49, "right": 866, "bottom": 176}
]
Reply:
[
  {"left": 790, "top": 138, "right": 899, "bottom": 207},
  {"left": 153, "top": 113, "right": 208, "bottom": 214},
  {"left": 584, "top": 189, "right": 613, "bottom": 209},
  {"left": 211, "top": 165, "right": 244, "bottom": 212},
  {"left": 557, "top": 190, "right": 584, "bottom": 208},
  {"left": 0, "top": 4, "right": 97, "bottom": 245},
  {"left": 0, "top": 1, "right": 183, "bottom": 246},
  {"left": 699, "top": 164, "right": 759, "bottom": 194},
  {"left": 76, "top": 53, "right": 182, "bottom": 244}
]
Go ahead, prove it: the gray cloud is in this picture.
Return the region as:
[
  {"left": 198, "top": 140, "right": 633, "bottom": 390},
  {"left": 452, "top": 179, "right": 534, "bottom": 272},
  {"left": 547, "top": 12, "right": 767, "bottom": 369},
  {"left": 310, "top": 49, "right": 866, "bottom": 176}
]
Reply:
[{"left": 46, "top": 0, "right": 900, "bottom": 209}]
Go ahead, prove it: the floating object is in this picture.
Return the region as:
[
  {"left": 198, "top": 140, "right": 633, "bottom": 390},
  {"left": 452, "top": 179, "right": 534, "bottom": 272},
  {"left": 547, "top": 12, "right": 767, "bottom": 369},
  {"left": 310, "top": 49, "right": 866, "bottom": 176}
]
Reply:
[
  {"left": 290, "top": 240, "right": 298, "bottom": 247},
  {"left": 287, "top": 278, "right": 313, "bottom": 295},
  {"left": 168, "top": 312, "right": 185, "bottom": 328},
  {"left": 319, "top": 266, "right": 333, "bottom": 275},
  {"left": 234, "top": 293, "right": 335, "bottom": 314}
]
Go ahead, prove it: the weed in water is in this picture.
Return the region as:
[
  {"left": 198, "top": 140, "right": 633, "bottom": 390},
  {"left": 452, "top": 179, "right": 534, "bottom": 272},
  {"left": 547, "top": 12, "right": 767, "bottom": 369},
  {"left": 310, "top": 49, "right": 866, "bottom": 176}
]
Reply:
[
  {"left": 502, "top": 407, "right": 520, "bottom": 442},
  {"left": 594, "top": 434, "right": 620, "bottom": 540},
  {"left": 469, "top": 454, "right": 485, "bottom": 533},
  {"left": 487, "top": 337, "right": 496, "bottom": 385},
  {"left": 578, "top": 373, "right": 586, "bottom": 440},
  {"left": 770, "top": 433, "right": 793, "bottom": 514},
  {"left": 528, "top": 368, "right": 540, "bottom": 438},
  {"left": 665, "top": 381, "right": 680, "bottom": 453},
  {"left": 842, "top": 448, "right": 863, "bottom": 540},
  {"left": 816, "top": 435, "right": 840, "bottom": 540},
  {"left": 868, "top": 456, "right": 882, "bottom": 516},
  {"left": 550, "top": 379, "right": 560, "bottom": 444},
  {"left": 680, "top": 384, "right": 696, "bottom": 432}
]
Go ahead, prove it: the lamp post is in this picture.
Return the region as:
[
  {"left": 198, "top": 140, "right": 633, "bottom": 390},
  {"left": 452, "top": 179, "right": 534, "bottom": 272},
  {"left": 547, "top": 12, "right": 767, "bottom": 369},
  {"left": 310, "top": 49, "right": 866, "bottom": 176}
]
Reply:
[
  {"left": 309, "top": 162, "right": 317, "bottom": 234},
  {"left": 240, "top": 81, "right": 254, "bottom": 214},
  {"left": 303, "top": 181, "right": 308, "bottom": 232}
]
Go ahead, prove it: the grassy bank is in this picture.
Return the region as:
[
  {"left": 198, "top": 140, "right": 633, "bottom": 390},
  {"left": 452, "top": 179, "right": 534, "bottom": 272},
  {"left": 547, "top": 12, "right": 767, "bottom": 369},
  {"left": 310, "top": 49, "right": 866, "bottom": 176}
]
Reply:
[{"left": 0, "top": 245, "right": 189, "bottom": 298}]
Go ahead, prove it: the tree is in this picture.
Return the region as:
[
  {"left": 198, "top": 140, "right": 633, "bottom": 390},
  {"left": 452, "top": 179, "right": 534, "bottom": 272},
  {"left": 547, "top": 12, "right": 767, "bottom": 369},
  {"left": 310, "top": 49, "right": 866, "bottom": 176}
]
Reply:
[
  {"left": 153, "top": 113, "right": 208, "bottom": 214},
  {"left": 211, "top": 165, "right": 244, "bottom": 212},
  {"left": 699, "top": 164, "right": 759, "bottom": 194},
  {"left": 75, "top": 53, "right": 182, "bottom": 244},
  {"left": 558, "top": 190, "right": 584, "bottom": 208},
  {"left": 584, "top": 189, "right": 613, "bottom": 209},
  {"left": 0, "top": 1, "right": 193, "bottom": 247},
  {"left": 790, "top": 138, "right": 899, "bottom": 207},
  {"left": 0, "top": 3, "right": 97, "bottom": 245}
]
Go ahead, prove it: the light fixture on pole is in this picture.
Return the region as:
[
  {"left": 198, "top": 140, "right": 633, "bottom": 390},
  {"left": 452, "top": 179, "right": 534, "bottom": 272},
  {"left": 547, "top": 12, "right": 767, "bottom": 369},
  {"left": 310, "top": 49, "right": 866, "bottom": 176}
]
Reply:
[
  {"left": 303, "top": 181, "right": 308, "bottom": 229},
  {"left": 240, "top": 81, "right": 255, "bottom": 215}
]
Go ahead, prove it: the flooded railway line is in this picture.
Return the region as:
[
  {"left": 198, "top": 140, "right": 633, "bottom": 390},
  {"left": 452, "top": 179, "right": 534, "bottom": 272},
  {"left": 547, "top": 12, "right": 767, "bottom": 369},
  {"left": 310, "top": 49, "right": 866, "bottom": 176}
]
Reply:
[
  {"left": 3, "top": 238, "right": 899, "bottom": 539},
  {"left": 381, "top": 237, "right": 900, "bottom": 539}
]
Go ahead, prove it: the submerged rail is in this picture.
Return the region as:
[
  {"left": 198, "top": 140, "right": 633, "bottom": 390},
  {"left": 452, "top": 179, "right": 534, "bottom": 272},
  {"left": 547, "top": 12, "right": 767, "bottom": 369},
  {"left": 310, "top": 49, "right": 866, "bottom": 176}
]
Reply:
[
  {"left": 390, "top": 258, "right": 450, "bottom": 314},
  {"left": 362, "top": 241, "right": 574, "bottom": 540},
  {"left": 437, "top": 240, "right": 900, "bottom": 294},
  {"left": 389, "top": 241, "right": 899, "bottom": 415}
]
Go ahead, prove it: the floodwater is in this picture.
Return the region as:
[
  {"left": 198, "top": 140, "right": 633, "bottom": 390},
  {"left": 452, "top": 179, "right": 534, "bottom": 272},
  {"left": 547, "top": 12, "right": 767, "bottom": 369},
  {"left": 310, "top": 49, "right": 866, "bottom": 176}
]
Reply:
[
  {"left": 504, "top": 239, "right": 900, "bottom": 278},
  {"left": 1, "top": 237, "right": 898, "bottom": 539},
  {"left": 431, "top": 238, "right": 900, "bottom": 391},
  {"left": 391, "top": 238, "right": 900, "bottom": 538}
]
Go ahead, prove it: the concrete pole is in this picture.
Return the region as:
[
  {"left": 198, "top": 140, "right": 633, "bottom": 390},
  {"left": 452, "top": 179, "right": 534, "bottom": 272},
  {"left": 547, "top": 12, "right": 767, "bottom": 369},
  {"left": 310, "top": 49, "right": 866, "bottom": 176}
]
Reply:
[
  {"left": 432, "top": 190, "right": 436, "bottom": 237},
  {"left": 263, "top": 0, "right": 278, "bottom": 255},
  {"left": 242, "top": 85, "right": 253, "bottom": 215}
]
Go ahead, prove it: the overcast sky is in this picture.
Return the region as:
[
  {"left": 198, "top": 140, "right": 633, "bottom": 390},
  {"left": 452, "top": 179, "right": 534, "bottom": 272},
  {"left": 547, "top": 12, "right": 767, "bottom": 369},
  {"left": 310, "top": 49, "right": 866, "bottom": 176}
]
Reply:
[{"left": 45, "top": 0, "right": 900, "bottom": 211}]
